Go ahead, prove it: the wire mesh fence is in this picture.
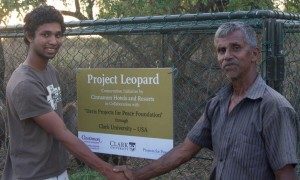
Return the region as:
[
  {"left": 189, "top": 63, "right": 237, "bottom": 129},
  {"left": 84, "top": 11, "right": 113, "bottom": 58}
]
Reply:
[{"left": 0, "top": 10, "right": 299, "bottom": 178}]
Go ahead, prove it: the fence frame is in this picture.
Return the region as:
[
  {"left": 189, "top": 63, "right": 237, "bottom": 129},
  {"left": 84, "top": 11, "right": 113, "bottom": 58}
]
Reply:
[
  {"left": 1, "top": 10, "right": 300, "bottom": 93},
  {"left": 0, "top": 9, "right": 299, "bottom": 177}
]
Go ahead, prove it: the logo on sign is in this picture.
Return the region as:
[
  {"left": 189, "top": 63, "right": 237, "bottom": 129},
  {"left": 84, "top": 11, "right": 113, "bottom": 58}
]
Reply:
[
  {"left": 129, "top": 142, "right": 136, "bottom": 151},
  {"left": 110, "top": 141, "right": 136, "bottom": 151},
  {"left": 81, "top": 135, "right": 102, "bottom": 143}
]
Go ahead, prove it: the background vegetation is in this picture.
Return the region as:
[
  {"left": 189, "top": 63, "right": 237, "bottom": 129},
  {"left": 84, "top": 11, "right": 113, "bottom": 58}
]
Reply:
[{"left": 0, "top": 0, "right": 299, "bottom": 179}]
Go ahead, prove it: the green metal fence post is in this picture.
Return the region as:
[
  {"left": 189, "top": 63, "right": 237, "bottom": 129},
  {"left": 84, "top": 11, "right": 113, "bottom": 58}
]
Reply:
[
  {"left": 0, "top": 39, "right": 5, "bottom": 100},
  {"left": 274, "top": 21, "right": 284, "bottom": 94},
  {"left": 161, "top": 33, "right": 167, "bottom": 67},
  {"left": 262, "top": 19, "right": 285, "bottom": 93}
]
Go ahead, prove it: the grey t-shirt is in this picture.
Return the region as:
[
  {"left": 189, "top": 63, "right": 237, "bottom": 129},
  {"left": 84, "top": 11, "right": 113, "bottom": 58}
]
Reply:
[
  {"left": 2, "top": 64, "right": 69, "bottom": 180},
  {"left": 188, "top": 75, "right": 298, "bottom": 180}
]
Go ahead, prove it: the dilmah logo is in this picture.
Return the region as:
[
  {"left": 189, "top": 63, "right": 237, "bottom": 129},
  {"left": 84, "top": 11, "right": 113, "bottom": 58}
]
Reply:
[
  {"left": 129, "top": 142, "right": 136, "bottom": 151},
  {"left": 81, "top": 135, "right": 102, "bottom": 143}
]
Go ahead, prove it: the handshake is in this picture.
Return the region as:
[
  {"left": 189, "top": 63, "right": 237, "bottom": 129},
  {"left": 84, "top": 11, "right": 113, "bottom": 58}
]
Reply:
[
  {"left": 110, "top": 165, "right": 136, "bottom": 180},
  {"left": 103, "top": 138, "right": 200, "bottom": 179}
]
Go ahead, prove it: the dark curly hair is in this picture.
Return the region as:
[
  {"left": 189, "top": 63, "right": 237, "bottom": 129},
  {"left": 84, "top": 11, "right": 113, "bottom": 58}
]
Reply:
[{"left": 23, "top": 5, "right": 66, "bottom": 45}]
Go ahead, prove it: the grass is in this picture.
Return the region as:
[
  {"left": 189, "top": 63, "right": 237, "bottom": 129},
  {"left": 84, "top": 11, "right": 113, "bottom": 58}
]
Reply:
[{"left": 69, "top": 167, "right": 105, "bottom": 180}]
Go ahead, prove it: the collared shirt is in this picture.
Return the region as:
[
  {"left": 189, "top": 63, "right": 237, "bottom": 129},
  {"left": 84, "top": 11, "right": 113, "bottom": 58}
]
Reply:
[{"left": 187, "top": 75, "right": 298, "bottom": 180}]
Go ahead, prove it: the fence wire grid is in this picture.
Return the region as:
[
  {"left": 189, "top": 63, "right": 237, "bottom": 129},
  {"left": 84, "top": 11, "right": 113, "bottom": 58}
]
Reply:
[{"left": 0, "top": 10, "right": 299, "bottom": 179}]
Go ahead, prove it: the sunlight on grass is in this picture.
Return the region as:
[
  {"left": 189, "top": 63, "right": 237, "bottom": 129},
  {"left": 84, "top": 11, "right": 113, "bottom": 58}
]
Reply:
[{"left": 70, "top": 167, "right": 105, "bottom": 180}]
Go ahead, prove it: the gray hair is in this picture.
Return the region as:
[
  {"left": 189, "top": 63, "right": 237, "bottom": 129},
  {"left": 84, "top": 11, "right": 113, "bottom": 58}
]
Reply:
[{"left": 214, "top": 22, "right": 257, "bottom": 48}]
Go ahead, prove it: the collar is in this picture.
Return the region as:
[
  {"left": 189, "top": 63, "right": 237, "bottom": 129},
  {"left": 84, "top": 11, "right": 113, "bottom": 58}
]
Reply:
[
  {"left": 244, "top": 75, "right": 266, "bottom": 100},
  {"left": 216, "top": 75, "right": 266, "bottom": 101}
]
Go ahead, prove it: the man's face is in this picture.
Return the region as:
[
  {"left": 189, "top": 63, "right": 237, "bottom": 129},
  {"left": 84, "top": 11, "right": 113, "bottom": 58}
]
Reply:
[
  {"left": 28, "top": 22, "right": 63, "bottom": 60},
  {"left": 215, "top": 30, "right": 259, "bottom": 81}
]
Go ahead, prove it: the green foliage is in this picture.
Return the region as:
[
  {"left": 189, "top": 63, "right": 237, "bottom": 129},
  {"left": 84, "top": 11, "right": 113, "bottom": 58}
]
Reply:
[
  {"left": 0, "top": 0, "right": 45, "bottom": 23},
  {"left": 284, "top": 0, "right": 300, "bottom": 13},
  {"left": 97, "top": 0, "right": 223, "bottom": 18},
  {"left": 96, "top": 0, "right": 280, "bottom": 19},
  {"left": 225, "top": 0, "right": 274, "bottom": 11},
  {"left": 1, "top": 0, "right": 298, "bottom": 23},
  {"left": 98, "top": 0, "right": 181, "bottom": 18},
  {"left": 69, "top": 167, "right": 105, "bottom": 180}
]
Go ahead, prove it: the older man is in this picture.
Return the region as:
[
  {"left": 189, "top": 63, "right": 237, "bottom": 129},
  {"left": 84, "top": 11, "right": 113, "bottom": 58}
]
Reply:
[{"left": 114, "top": 21, "right": 298, "bottom": 180}]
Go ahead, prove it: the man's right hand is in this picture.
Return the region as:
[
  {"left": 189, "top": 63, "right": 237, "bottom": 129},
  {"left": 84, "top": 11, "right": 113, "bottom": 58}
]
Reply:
[
  {"left": 112, "top": 138, "right": 201, "bottom": 180},
  {"left": 106, "top": 171, "right": 128, "bottom": 180},
  {"left": 113, "top": 165, "right": 135, "bottom": 180}
]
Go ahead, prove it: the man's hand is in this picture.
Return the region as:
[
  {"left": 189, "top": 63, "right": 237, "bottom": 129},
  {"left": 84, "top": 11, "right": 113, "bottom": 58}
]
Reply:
[
  {"left": 274, "top": 164, "right": 297, "bottom": 180},
  {"left": 113, "top": 138, "right": 200, "bottom": 180},
  {"left": 106, "top": 170, "right": 128, "bottom": 180},
  {"left": 113, "top": 165, "right": 135, "bottom": 180}
]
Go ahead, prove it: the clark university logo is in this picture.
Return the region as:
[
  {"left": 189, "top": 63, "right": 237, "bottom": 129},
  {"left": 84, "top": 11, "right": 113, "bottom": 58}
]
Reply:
[{"left": 129, "top": 142, "right": 136, "bottom": 151}]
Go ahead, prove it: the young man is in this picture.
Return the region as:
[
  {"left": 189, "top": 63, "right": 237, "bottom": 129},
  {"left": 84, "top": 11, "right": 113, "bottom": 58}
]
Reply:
[
  {"left": 114, "top": 22, "right": 299, "bottom": 179},
  {"left": 2, "top": 5, "right": 126, "bottom": 180}
]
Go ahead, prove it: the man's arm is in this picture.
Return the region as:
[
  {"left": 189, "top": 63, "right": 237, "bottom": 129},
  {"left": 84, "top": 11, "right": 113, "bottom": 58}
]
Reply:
[
  {"left": 274, "top": 164, "right": 297, "bottom": 180},
  {"left": 33, "top": 111, "right": 126, "bottom": 180},
  {"left": 114, "top": 138, "right": 201, "bottom": 180}
]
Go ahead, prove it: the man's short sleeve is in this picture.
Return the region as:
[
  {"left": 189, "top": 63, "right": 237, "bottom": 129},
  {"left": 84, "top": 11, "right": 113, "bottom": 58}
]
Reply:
[
  {"left": 11, "top": 80, "right": 53, "bottom": 120},
  {"left": 187, "top": 101, "right": 213, "bottom": 150},
  {"left": 263, "top": 106, "right": 298, "bottom": 171}
]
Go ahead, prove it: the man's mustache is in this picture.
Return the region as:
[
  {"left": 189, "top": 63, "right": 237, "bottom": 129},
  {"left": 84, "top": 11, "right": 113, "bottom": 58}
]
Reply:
[{"left": 223, "top": 61, "right": 239, "bottom": 68}]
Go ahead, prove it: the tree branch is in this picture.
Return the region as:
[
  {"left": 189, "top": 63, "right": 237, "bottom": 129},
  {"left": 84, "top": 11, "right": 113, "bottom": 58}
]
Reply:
[
  {"left": 75, "top": 0, "right": 81, "bottom": 13},
  {"left": 60, "top": 0, "right": 88, "bottom": 20},
  {"left": 60, "top": 10, "right": 88, "bottom": 20},
  {"left": 86, "top": 0, "right": 94, "bottom": 19}
]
